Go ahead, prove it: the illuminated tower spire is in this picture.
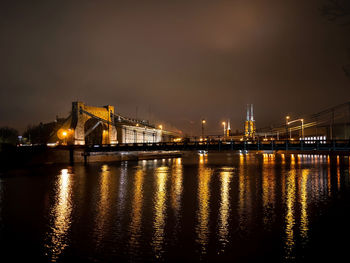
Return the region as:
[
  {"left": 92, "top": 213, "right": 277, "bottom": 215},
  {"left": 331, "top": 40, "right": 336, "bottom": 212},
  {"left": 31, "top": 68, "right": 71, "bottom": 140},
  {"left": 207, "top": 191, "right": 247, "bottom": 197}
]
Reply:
[
  {"left": 246, "top": 104, "right": 250, "bottom": 121},
  {"left": 244, "top": 104, "right": 256, "bottom": 139},
  {"left": 250, "top": 104, "right": 254, "bottom": 121},
  {"left": 227, "top": 119, "right": 231, "bottom": 136}
]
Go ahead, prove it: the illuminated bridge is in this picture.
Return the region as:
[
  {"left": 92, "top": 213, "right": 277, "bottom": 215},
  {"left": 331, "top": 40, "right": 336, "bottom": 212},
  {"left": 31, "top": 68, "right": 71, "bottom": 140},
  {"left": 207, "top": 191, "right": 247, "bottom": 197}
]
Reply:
[{"left": 52, "top": 101, "right": 179, "bottom": 145}]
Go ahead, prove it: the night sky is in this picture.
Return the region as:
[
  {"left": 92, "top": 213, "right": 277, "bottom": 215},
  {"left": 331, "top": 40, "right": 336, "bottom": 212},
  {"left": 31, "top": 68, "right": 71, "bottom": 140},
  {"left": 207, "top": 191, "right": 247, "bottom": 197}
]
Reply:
[{"left": 1, "top": 0, "right": 349, "bottom": 135}]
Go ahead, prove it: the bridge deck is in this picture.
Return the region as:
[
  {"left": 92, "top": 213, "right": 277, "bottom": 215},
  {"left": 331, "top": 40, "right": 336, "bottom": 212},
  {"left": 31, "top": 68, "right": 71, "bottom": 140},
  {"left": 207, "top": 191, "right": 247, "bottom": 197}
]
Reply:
[{"left": 75, "top": 140, "right": 350, "bottom": 153}]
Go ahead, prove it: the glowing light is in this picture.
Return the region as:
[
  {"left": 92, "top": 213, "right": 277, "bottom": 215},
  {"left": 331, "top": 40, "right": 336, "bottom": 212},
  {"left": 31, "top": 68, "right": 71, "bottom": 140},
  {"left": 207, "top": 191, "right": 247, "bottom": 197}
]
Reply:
[{"left": 158, "top": 125, "right": 163, "bottom": 130}]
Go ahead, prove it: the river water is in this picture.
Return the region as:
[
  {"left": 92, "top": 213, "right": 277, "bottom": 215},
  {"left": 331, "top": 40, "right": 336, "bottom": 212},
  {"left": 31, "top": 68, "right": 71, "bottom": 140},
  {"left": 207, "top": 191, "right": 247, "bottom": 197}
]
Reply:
[{"left": 0, "top": 152, "right": 350, "bottom": 262}]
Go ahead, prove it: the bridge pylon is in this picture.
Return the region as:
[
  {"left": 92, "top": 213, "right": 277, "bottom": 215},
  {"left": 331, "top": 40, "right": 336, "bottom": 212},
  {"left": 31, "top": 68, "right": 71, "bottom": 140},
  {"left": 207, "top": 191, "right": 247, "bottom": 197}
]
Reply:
[{"left": 71, "top": 101, "right": 117, "bottom": 145}]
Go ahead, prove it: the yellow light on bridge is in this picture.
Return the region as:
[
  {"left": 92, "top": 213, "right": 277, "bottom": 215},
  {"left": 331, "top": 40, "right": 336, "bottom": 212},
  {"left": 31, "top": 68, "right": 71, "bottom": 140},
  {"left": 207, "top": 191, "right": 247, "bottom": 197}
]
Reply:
[
  {"left": 57, "top": 128, "right": 74, "bottom": 141},
  {"left": 159, "top": 125, "right": 163, "bottom": 130}
]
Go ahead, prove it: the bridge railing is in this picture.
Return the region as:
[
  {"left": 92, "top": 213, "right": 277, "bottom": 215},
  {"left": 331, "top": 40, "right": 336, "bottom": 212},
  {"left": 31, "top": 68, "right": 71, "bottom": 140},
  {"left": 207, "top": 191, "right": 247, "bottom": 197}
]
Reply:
[
  {"left": 78, "top": 139, "right": 350, "bottom": 152},
  {"left": 18, "top": 139, "right": 350, "bottom": 152}
]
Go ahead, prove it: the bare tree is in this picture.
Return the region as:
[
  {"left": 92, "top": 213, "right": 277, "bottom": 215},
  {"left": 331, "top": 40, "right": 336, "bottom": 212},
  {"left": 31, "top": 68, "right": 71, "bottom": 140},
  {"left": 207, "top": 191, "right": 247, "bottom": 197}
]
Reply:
[{"left": 321, "top": 0, "right": 350, "bottom": 25}]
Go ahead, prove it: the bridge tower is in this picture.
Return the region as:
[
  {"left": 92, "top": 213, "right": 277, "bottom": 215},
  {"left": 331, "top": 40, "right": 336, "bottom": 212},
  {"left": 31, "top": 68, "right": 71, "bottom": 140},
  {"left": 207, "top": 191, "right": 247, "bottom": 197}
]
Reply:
[{"left": 71, "top": 102, "right": 117, "bottom": 145}]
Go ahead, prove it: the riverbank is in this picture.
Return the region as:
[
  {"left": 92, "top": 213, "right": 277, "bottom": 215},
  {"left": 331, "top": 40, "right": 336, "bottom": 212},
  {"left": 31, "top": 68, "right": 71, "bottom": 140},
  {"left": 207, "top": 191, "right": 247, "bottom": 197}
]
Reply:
[{"left": 0, "top": 146, "right": 182, "bottom": 170}]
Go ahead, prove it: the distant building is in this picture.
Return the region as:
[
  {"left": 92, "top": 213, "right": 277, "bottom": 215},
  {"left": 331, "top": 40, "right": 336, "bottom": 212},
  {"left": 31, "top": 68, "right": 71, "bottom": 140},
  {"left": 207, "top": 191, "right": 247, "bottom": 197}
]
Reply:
[
  {"left": 116, "top": 123, "right": 162, "bottom": 143},
  {"left": 244, "top": 104, "right": 256, "bottom": 139},
  {"left": 114, "top": 117, "right": 178, "bottom": 143},
  {"left": 226, "top": 119, "right": 232, "bottom": 137}
]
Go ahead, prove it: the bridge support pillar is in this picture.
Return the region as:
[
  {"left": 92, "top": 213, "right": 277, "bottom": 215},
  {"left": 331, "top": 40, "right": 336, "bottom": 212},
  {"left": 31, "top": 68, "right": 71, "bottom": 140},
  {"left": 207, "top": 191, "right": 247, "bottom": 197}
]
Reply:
[
  {"left": 71, "top": 102, "right": 117, "bottom": 145},
  {"left": 69, "top": 146, "right": 74, "bottom": 165}
]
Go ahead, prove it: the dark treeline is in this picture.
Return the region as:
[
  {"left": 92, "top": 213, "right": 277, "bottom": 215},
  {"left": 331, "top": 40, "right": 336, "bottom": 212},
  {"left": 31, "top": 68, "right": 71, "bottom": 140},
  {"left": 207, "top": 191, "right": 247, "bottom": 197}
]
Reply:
[
  {"left": 23, "top": 122, "right": 58, "bottom": 145},
  {"left": 0, "top": 127, "right": 18, "bottom": 145}
]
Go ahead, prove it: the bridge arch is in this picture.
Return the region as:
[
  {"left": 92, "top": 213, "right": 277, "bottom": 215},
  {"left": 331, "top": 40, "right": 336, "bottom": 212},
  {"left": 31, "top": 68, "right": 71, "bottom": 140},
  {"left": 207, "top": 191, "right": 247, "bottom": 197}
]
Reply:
[{"left": 71, "top": 101, "right": 117, "bottom": 145}]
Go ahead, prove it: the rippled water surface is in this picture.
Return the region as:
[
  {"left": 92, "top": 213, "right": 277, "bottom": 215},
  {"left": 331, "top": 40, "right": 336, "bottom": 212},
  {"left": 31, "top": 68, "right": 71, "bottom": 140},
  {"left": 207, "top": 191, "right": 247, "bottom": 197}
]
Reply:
[{"left": 1, "top": 152, "right": 350, "bottom": 262}]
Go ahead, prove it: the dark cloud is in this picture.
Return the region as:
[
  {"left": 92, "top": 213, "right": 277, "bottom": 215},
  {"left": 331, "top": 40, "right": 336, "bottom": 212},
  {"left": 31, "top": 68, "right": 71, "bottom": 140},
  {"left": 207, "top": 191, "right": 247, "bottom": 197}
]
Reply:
[{"left": 1, "top": 0, "right": 349, "bottom": 135}]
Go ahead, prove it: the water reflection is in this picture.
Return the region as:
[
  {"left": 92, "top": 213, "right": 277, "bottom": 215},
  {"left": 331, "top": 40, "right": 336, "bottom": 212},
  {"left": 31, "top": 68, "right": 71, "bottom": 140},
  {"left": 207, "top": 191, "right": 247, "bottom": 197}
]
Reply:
[
  {"left": 3, "top": 153, "right": 349, "bottom": 262},
  {"left": 95, "top": 164, "right": 112, "bottom": 248},
  {"left": 196, "top": 154, "right": 212, "bottom": 255},
  {"left": 337, "top": 156, "right": 341, "bottom": 190},
  {"left": 170, "top": 158, "right": 183, "bottom": 235},
  {"left": 284, "top": 169, "right": 296, "bottom": 261},
  {"left": 238, "top": 153, "right": 251, "bottom": 233},
  {"left": 299, "top": 169, "right": 309, "bottom": 241},
  {"left": 129, "top": 166, "right": 145, "bottom": 251},
  {"left": 218, "top": 168, "right": 233, "bottom": 252},
  {"left": 152, "top": 166, "right": 169, "bottom": 259},
  {"left": 45, "top": 168, "right": 73, "bottom": 262},
  {"left": 327, "top": 156, "right": 332, "bottom": 197},
  {"left": 0, "top": 179, "right": 3, "bottom": 233},
  {"left": 117, "top": 162, "right": 128, "bottom": 227},
  {"left": 262, "top": 154, "right": 276, "bottom": 229}
]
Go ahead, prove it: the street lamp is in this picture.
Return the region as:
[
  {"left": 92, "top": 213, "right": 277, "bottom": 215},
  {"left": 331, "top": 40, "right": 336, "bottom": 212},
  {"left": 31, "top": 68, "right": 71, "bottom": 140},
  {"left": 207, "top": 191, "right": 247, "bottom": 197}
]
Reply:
[
  {"left": 159, "top": 125, "right": 163, "bottom": 130},
  {"left": 287, "top": 118, "right": 304, "bottom": 140},
  {"left": 301, "top": 119, "right": 304, "bottom": 140},
  {"left": 201, "top": 119, "right": 206, "bottom": 139},
  {"left": 286, "top": 116, "right": 290, "bottom": 140},
  {"left": 62, "top": 130, "right": 67, "bottom": 145}
]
